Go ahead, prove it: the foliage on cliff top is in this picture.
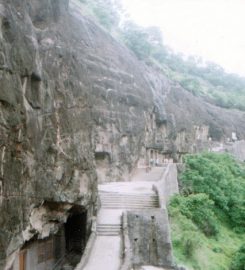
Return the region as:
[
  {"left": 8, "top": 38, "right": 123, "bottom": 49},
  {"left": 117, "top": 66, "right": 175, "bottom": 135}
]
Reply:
[
  {"left": 79, "top": 0, "right": 245, "bottom": 111},
  {"left": 168, "top": 152, "right": 245, "bottom": 270}
]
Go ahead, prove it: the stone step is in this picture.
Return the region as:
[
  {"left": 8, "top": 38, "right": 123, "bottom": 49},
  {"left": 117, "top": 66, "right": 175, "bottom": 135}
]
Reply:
[
  {"left": 97, "top": 232, "right": 121, "bottom": 236},
  {"left": 99, "top": 192, "right": 156, "bottom": 196},
  {"left": 99, "top": 194, "right": 158, "bottom": 199},
  {"left": 99, "top": 194, "right": 158, "bottom": 198},
  {"left": 100, "top": 199, "right": 158, "bottom": 203},
  {"left": 97, "top": 225, "right": 121, "bottom": 230},
  {"left": 100, "top": 197, "right": 157, "bottom": 199},
  {"left": 100, "top": 195, "right": 157, "bottom": 197},
  {"left": 101, "top": 203, "right": 159, "bottom": 208},
  {"left": 100, "top": 200, "right": 158, "bottom": 204},
  {"left": 100, "top": 196, "right": 158, "bottom": 200},
  {"left": 101, "top": 202, "right": 158, "bottom": 206},
  {"left": 97, "top": 228, "right": 121, "bottom": 233},
  {"left": 97, "top": 224, "right": 121, "bottom": 226},
  {"left": 97, "top": 224, "right": 121, "bottom": 227},
  {"left": 101, "top": 200, "right": 158, "bottom": 205},
  {"left": 100, "top": 196, "right": 158, "bottom": 199},
  {"left": 97, "top": 231, "right": 121, "bottom": 234},
  {"left": 101, "top": 205, "right": 159, "bottom": 209}
]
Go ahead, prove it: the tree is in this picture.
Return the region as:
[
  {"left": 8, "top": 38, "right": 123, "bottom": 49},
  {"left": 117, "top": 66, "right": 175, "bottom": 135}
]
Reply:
[{"left": 122, "top": 22, "right": 152, "bottom": 60}]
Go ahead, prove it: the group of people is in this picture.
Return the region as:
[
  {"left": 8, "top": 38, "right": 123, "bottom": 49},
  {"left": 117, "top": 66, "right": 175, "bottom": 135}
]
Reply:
[{"left": 149, "top": 158, "right": 160, "bottom": 166}]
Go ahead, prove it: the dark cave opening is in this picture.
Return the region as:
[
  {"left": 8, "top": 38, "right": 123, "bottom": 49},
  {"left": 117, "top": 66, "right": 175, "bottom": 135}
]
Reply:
[{"left": 65, "top": 207, "right": 87, "bottom": 255}]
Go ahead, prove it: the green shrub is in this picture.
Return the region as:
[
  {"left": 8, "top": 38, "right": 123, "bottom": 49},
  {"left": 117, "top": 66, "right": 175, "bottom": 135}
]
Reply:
[
  {"left": 230, "top": 244, "right": 245, "bottom": 270},
  {"left": 170, "top": 194, "right": 218, "bottom": 236}
]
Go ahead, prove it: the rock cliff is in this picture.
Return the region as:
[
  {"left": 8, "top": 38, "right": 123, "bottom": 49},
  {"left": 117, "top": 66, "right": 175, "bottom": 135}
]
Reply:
[{"left": 0, "top": 0, "right": 244, "bottom": 268}]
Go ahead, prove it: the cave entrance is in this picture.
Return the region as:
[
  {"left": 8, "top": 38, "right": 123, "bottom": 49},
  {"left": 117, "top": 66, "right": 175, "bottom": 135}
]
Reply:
[{"left": 65, "top": 206, "right": 87, "bottom": 255}]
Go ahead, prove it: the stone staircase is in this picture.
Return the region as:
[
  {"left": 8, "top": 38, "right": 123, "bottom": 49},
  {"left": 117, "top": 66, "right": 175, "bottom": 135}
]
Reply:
[
  {"left": 78, "top": 180, "right": 164, "bottom": 270},
  {"left": 99, "top": 191, "right": 159, "bottom": 209},
  {"left": 96, "top": 190, "right": 159, "bottom": 237},
  {"left": 75, "top": 165, "right": 177, "bottom": 270},
  {"left": 96, "top": 224, "right": 122, "bottom": 236}
]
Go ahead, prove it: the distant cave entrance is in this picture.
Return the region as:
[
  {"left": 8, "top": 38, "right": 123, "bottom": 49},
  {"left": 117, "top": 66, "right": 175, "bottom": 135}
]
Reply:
[
  {"left": 65, "top": 206, "right": 87, "bottom": 255},
  {"left": 95, "top": 151, "right": 111, "bottom": 162},
  {"left": 95, "top": 151, "right": 111, "bottom": 183}
]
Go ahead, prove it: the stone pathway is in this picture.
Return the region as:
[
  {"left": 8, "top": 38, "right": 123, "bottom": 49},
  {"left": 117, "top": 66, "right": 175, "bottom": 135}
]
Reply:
[{"left": 83, "top": 235, "right": 122, "bottom": 270}]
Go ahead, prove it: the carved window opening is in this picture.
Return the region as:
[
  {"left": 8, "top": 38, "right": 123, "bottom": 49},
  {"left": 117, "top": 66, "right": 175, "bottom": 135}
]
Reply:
[{"left": 95, "top": 151, "right": 111, "bottom": 161}]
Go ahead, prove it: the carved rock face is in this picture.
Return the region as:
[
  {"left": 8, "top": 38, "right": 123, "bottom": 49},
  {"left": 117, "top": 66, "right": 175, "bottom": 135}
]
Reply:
[
  {"left": 0, "top": 0, "right": 245, "bottom": 268},
  {"left": 0, "top": 0, "right": 152, "bottom": 266}
]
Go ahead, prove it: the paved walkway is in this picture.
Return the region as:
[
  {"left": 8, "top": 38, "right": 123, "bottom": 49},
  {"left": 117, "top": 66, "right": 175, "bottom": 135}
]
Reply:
[{"left": 83, "top": 236, "right": 121, "bottom": 270}]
